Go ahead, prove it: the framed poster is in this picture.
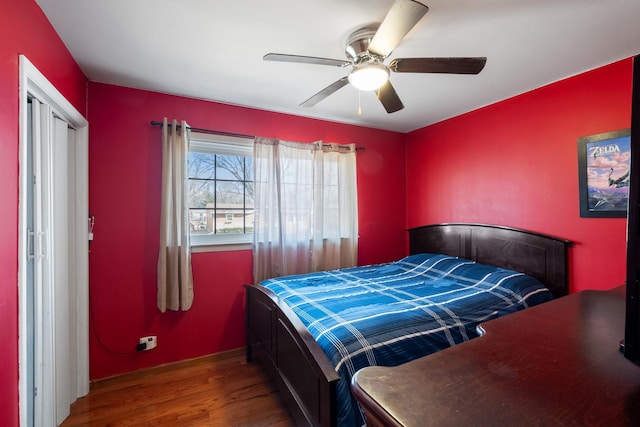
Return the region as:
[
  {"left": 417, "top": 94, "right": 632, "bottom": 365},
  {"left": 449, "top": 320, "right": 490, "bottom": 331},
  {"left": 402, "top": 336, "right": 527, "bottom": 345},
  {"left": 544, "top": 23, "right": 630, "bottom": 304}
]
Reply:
[{"left": 578, "top": 129, "right": 631, "bottom": 218}]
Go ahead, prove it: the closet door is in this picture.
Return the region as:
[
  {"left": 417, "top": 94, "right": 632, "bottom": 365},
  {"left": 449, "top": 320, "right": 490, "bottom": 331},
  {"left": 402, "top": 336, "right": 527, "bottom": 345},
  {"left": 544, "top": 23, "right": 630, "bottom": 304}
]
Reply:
[
  {"left": 51, "top": 116, "right": 74, "bottom": 425},
  {"left": 31, "top": 99, "right": 55, "bottom": 426},
  {"left": 30, "top": 103, "right": 79, "bottom": 426},
  {"left": 20, "top": 55, "right": 89, "bottom": 427}
]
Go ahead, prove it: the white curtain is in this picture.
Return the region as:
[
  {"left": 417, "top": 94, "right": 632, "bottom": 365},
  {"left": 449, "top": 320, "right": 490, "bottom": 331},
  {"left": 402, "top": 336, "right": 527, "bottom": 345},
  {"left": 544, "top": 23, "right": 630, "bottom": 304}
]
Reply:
[
  {"left": 157, "top": 118, "right": 194, "bottom": 312},
  {"left": 253, "top": 137, "right": 358, "bottom": 283}
]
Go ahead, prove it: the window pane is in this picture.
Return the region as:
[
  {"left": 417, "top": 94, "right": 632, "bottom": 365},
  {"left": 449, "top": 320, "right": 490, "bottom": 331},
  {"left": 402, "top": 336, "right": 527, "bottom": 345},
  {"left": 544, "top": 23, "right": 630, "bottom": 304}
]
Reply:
[
  {"left": 189, "top": 180, "right": 215, "bottom": 209},
  {"left": 215, "top": 209, "right": 246, "bottom": 234},
  {"left": 245, "top": 157, "right": 254, "bottom": 181},
  {"left": 245, "top": 189, "right": 254, "bottom": 209},
  {"left": 189, "top": 152, "right": 215, "bottom": 179},
  {"left": 189, "top": 209, "right": 213, "bottom": 234},
  {"left": 245, "top": 208, "right": 255, "bottom": 233},
  {"left": 216, "top": 181, "right": 245, "bottom": 204},
  {"left": 216, "top": 154, "right": 246, "bottom": 181}
]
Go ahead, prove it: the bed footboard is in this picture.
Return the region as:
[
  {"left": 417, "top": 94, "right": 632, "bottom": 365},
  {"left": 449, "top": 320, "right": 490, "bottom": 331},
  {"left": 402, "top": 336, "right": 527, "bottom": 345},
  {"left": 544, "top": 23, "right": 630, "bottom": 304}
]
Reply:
[{"left": 245, "top": 284, "right": 340, "bottom": 427}]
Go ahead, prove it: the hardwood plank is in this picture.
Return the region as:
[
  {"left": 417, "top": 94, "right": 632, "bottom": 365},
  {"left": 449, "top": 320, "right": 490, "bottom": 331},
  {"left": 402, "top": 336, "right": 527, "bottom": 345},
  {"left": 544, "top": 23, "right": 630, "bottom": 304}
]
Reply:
[{"left": 61, "top": 349, "right": 294, "bottom": 426}]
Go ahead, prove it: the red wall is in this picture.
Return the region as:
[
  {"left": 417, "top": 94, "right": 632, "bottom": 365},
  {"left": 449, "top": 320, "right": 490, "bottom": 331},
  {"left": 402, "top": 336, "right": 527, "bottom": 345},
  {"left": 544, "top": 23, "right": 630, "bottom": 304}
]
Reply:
[
  {"left": 87, "top": 82, "right": 407, "bottom": 379},
  {"left": 2, "top": 1, "right": 635, "bottom": 417},
  {"left": 0, "top": 1, "right": 87, "bottom": 425},
  {"left": 406, "top": 59, "right": 633, "bottom": 293}
]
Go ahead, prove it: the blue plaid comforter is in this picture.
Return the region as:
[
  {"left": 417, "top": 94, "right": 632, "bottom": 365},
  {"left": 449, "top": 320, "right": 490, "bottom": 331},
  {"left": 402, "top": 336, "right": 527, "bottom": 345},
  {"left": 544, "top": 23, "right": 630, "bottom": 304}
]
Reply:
[{"left": 261, "top": 253, "right": 554, "bottom": 426}]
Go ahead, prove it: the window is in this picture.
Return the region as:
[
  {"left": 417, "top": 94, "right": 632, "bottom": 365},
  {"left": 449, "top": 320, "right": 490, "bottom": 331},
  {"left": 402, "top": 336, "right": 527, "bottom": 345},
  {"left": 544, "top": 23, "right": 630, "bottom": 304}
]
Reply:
[{"left": 188, "top": 132, "right": 254, "bottom": 247}]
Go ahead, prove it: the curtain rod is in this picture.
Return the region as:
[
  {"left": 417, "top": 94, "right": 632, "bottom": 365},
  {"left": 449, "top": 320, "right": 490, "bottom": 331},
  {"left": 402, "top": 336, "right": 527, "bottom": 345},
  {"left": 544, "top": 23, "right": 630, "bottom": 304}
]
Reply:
[
  {"left": 150, "top": 120, "right": 365, "bottom": 151},
  {"left": 150, "top": 120, "right": 255, "bottom": 140}
]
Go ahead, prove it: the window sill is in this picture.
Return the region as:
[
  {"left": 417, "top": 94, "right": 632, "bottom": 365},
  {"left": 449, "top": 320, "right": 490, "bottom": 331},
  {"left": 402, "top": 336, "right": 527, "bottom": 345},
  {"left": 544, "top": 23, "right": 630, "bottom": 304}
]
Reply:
[{"left": 191, "top": 242, "right": 253, "bottom": 253}]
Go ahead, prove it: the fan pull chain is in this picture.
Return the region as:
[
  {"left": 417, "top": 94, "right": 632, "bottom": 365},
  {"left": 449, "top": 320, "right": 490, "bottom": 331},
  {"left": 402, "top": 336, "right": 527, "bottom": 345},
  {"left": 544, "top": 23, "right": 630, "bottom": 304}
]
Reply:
[{"left": 358, "top": 90, "right": 362, "bottom": 116}]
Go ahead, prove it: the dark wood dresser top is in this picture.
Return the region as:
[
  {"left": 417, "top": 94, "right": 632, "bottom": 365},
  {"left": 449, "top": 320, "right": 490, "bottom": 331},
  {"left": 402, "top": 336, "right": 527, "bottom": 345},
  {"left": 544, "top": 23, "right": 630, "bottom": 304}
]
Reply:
[{"left": 351, "top": 286, "right": 640, "bottom": 426}]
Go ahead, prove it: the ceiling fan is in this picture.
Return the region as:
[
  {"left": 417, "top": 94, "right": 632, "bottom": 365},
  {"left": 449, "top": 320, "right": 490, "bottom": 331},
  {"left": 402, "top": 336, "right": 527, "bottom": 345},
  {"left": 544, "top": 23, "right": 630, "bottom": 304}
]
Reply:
[{"left": 264, "top": 0, "right": 486, "bottom": 114}]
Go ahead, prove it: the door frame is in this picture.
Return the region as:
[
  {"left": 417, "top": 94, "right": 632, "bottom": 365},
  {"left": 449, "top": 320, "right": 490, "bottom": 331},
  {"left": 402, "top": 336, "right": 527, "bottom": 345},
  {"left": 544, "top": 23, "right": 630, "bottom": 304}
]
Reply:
[{"left": 18, "top": 55, "right": 89, "bottom": 426}]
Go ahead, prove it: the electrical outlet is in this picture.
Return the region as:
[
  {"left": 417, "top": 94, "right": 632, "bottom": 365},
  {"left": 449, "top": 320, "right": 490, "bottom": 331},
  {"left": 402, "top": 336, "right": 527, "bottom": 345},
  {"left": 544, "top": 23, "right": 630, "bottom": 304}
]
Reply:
[{"left": 139, "top": 335, "right": 157, "bottom": 351}]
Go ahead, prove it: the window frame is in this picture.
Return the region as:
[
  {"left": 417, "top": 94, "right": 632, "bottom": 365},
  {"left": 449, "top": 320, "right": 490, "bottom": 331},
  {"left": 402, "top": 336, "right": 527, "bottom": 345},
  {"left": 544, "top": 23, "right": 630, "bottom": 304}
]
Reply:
[{"left": 188, "top": 132, "right": 254, "bottom": 251}]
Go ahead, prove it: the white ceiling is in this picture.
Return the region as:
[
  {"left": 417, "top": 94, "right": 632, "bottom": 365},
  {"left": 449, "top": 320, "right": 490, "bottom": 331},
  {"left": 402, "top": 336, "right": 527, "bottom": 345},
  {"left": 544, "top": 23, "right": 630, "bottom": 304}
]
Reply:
[{"left": 36, "top": 0, "right": 640, "bottom": 133}]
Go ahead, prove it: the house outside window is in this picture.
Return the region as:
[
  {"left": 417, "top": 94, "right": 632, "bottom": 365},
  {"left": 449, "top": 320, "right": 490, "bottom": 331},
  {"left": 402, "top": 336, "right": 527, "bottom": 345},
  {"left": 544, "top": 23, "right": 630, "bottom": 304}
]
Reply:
[{"left": 188, "top": 132, "right": 254, "bottom": 248}]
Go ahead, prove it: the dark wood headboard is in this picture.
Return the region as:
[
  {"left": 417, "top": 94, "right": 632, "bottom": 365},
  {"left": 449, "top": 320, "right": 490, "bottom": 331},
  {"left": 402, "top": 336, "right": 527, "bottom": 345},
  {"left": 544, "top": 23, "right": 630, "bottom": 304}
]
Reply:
[{"left": 408, "top": 223, "right": 572, "bottom": 297}]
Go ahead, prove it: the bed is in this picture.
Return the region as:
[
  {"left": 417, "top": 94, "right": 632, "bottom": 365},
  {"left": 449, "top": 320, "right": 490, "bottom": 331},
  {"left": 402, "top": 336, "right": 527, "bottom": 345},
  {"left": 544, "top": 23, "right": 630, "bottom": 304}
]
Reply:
[{"left": 245, "top": 223, "right": 571, "bottom": 427}]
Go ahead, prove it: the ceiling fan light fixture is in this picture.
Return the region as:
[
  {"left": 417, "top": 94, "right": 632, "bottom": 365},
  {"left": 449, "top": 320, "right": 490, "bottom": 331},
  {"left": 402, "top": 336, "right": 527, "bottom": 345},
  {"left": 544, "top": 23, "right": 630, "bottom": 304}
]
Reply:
[{"left": 348, "top": 63, "right": 389, "bottom": 91}]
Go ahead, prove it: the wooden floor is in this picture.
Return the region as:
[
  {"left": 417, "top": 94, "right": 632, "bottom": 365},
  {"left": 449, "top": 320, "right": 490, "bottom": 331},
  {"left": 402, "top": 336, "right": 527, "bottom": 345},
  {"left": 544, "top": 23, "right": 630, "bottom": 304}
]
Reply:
[{"left": 61, "top": 349, "right": 295, "bottom": 426}]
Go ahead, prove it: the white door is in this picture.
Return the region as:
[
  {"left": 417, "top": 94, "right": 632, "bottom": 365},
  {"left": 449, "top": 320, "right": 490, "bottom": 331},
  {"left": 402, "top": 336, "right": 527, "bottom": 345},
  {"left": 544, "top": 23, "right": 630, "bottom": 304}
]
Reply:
[
  {"left": 29, "top": 100, "right": 76, "bottom": 426},
  {"left": 19, "top": 56, "right": 89, "bottom": 427},
  {"left": 30, "top": 97, "right": 56, "bottom": 426},
  {"left": 51, "top": 115, "right": 75, "bottom": 425}
]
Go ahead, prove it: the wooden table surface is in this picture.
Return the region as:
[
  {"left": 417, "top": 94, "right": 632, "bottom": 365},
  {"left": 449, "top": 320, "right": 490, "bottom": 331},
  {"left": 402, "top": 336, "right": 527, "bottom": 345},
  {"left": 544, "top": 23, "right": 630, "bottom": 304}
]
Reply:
[{"left": 351, "top": 286, "right": 640, "bottom": 426}]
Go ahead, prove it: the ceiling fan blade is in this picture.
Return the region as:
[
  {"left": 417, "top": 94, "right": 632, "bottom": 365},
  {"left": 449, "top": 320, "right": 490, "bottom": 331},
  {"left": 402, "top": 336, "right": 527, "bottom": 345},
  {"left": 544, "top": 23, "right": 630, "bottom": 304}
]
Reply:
[
  {"left": 264, "top": 53, "right": 350, "bottom": 67},
  {"left": 300, "top": 76, "right": 350, "bottom": 107},
  {"left": 368, "top": 0, "right": 429, "bottom": 58},
  {"left": 376, "top": 80, "right": 404, "bottom": 113},
  {"left": 389, "top": 57, "right": 487, "bottom": 74}
]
